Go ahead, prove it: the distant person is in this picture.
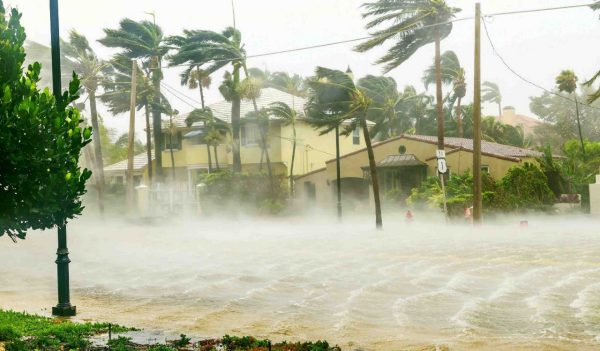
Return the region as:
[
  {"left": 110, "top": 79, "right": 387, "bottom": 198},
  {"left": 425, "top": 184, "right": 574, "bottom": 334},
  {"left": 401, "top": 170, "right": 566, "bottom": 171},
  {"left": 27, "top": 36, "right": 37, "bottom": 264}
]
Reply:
[
  {"left": 405, "top": 210, "right": 413, "bottom": 223},
  {"left": 464, "top": 206, "right": 473, "bottom": 223}
]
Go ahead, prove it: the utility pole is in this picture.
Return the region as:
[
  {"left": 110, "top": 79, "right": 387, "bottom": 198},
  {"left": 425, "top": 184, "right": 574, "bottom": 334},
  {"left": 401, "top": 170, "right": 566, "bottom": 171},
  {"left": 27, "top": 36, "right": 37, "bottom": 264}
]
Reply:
[
  {"left": 50, "top": 0, "right": 76, "bottom": 317},
  {"left": 127, "top": 60, "right": 137, "bottom": 213},
  {"left": 335, "top": 125, "right": 342, "bottom": 220},
  {"left": 473, "top": 2, "right": 483, "bottom": 223}
]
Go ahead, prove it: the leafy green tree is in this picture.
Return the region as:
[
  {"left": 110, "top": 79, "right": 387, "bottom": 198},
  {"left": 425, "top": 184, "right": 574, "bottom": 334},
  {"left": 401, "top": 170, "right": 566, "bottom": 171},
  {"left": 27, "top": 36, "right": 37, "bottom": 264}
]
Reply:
[
  {"left": 423, "top": 50, "right": 466, "bottom": 137},
  {"left": 306, "top": 67, "right": 383, "bottom": 228},
  {"left": 0, "top": 2, "right": 92, "bottom": 240},
  {"left": 268, "top": 101, "right": 300, "bottom": 195},
  {"left": 356, "top": 0, "right": 461, "bottom": 149},
  {"left": 100, "top": 54, "right": 159, "bottom": 181},
  {"left": 556, "top": 70, "right": 586, "bottom": 158},
  {"left": 99, "top": 18, "right": 169, "bottom": 179},
  {"left": 529, "top": 88, "right": 600, "bottom": 148},
  {"left": 482, "top": 81, "right": 502, "bottom": 117},
  {"left": 185, "top": 108, "right": 229, "bottom": 171}
]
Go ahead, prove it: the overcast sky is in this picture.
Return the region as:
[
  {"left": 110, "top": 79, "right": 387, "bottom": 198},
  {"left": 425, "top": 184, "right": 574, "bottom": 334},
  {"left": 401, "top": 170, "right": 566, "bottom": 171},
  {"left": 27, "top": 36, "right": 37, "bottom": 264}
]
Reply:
[{"left": 6, "top": 0, "right": 600, "bottom": 138}]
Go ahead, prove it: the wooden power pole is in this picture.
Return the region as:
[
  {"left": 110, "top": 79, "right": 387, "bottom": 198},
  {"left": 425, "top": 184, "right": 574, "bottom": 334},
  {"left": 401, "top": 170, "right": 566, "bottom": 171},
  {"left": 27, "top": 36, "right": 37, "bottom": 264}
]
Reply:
[
  {"left": 473, "top": 3, "right": 483, "bottom": 223},
  {"left": 126, "top": 60, "right": 137, "bottom": 212}
]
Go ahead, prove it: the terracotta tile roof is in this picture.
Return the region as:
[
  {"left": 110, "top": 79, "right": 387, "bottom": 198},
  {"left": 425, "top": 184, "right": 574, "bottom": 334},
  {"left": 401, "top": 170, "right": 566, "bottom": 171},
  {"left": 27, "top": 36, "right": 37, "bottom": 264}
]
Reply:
[
  {"left": 104, "top": 151, "right": 154, "bottom": 173},
  {"left": 403, "top": 135, "right": 544, "bottom": 158}
]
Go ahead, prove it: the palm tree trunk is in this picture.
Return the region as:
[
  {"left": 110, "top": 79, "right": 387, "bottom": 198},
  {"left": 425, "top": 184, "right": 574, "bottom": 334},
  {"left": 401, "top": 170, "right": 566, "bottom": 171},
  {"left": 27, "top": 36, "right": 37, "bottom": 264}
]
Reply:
[
  {"left": 197, "top": 71, "right": 213, "bottom": 172},
  {"left": 214, "top": 144, "right": 220, "bottom": 170},
  {"left": 260, "top": 127, "right": 275, "bottom": 198},
  {"left": 169, "top": 134, "right": 175, "bottom": 181},
  {"left": 574, "top": 96, "right": 586, "bottom": 159},
  {"left": 151, "top": 56, "right": 163, "bottom": 180},
  {"left": 231, "top": 65, "right": 242, "bottom": 172},
  {"left": 144, "top": 104, "right": 153, "bottom": 182},
  {"left": 498, "top": 103, "right": 502, "bottom": 119},
  {"left": 456, "top": 96, "right": 463, "bottom": 138},
  {"left": 360, "top": 115, "right": 382, "bottom": 229},
  {"left": 89, "top": 90, "right": 105, "bottom": 214},
  {"left": 434, "top": 33, "right": 444, "bottom": 150},
  {"left": 290, "top": 122, "right": 296, "bottom": 197}
]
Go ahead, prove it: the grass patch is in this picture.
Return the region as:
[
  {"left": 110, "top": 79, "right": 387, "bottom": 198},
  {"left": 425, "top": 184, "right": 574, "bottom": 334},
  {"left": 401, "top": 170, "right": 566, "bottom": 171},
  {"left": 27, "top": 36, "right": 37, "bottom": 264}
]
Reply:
[{"left": 0, "top": 309, "right": 132, "bottom": 350}]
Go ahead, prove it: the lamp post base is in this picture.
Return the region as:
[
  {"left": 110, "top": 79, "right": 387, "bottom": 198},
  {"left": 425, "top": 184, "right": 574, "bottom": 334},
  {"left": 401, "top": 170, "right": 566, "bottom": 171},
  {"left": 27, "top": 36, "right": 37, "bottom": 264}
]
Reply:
[{"left": 52, "top": 304, "right": 76, "bottom": 317}]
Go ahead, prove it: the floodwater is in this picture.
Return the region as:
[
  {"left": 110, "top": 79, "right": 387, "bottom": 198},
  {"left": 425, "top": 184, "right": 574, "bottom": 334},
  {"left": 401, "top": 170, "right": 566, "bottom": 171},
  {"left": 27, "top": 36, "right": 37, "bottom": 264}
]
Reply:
[{"left": 2, "top": 214, "right": 600, "bottom": 350}]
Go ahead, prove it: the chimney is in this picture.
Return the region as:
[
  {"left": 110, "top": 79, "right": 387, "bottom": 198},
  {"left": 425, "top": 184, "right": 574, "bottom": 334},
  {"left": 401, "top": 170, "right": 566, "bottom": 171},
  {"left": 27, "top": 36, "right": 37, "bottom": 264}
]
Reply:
[{"left": 501, "top": 106, "right": 516, "bottom": 124}]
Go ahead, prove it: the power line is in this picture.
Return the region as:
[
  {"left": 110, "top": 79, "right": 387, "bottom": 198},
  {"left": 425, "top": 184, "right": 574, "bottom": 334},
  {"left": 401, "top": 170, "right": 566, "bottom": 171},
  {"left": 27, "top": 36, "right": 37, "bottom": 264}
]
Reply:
[
  {"left": 484, "top": 3, "right": 595, "bottom": 18},
  {"left": 160, "top": 83, "right": 199, "bottom": 109},
  {"left": 162, "top": 15, "right": 475, "bottom": 69},
  {"left": 161, "top": 81, "right": 204, "bottom": 106},
  {"left": 481, "top": 16, "right": 600, "bottom": 111}
]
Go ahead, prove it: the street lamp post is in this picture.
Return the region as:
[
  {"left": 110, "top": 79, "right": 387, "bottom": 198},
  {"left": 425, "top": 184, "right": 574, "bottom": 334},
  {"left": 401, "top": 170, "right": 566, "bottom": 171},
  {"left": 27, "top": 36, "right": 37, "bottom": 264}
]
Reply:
[{"left": 50, "top": 0, "right": 76, "bottom": 317}]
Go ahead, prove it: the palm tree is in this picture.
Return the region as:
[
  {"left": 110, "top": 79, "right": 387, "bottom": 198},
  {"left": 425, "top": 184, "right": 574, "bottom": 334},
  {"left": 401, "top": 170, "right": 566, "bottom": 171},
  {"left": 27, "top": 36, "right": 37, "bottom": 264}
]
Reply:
[
  {"left": 586, "top": 3, "right": 600, "bottom": 102},
  {"left": 185, "top": 108, "right": 229, "bottom": 171},
  {"left": 168, "top": 33, "right": 217, "bottom": 171},
  {"left": 101, "top": 54, "right": 159, "bottom": 182},
  {"left": 356, "top": 75, "right": 407, "bottom": 140},
  {"left": 269, "top": 101, "right": 300, "bottom": 195},
  {"left": 99, "top": 18, "right": 169, "bottom": 180},
  {"left": 164, "top": 27, "right": 247, "bottom": 172},
  {"left": 482, "top": 81, "right": 503, "bottom": 118},
  {"left": 306, "top": 67, "right": 383, "bottom": 229},
  {"left": 244, "top": 108, "right": 275, "bottom": 197},
  {"left": 355, "top": 0, "right": 461, "bottom": 150},
  {"left": 423, "top": 51, "right": 466, "bottom": 137},
  {"left": 61, "top": 30, "right": 110, "bottom": 213},
  {"left": 556, "top": 70, "right": 586, "bottom": 158}
]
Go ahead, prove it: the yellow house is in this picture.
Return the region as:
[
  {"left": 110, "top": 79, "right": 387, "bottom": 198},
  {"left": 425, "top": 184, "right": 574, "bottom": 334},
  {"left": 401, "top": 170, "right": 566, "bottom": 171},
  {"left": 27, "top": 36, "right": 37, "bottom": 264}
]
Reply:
[
  {"left": 104, "top": 87, "right": 367, "bottom": 189},
  {"left": 294, "top": 134, "right": 546, "bottom": 208}
]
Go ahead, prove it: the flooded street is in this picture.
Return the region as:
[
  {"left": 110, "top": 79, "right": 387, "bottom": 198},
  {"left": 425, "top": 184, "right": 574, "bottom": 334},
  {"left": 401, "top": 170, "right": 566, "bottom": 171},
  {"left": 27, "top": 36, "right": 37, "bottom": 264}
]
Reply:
[{"left": 2, "top": 215, "right": 600, "bottom": 350}]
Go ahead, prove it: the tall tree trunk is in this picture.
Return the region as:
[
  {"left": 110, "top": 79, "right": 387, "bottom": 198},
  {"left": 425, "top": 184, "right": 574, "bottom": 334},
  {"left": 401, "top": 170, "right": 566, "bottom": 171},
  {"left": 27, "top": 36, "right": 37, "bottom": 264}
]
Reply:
[
  {"left": 88, "top": 90, "right": 105, "bottom": 214},
  {"left": 169, "top": 134, "right": 175, "bottom": 181},
  {"left": 456, "top": 96, "right": 463, "bottom": 138},
  {"left": 290, "top": 122, "right": 296, "bottom": 197},
  {"left": 574, "top": 96, "right": 586, "bottom": 159},
  {"left": 151, "top": 56, "right": 163, "bottom": 180},
  {"left": 214, "top": 144, "right": 220, "bottom": 170},
  {"left": 231, "top": 64, "right": 242, "bottom": 172},
  {"left": 260, "top": 126, "right": 275, "bottom": 198},
  {"left": 144, "top": 104, "right": 153, "bottom": 182},
  {"left": 498, "top": 103, "right": 502, "bottom": 119},
  {"left": 197, "top": 72, "right": 212, "bottom": 172},
  {"left": 360, "top": 116, "right": 382, "bottom": 229},
  {"left": 434, "top": 34, "right": 444, "bottom": 150}
]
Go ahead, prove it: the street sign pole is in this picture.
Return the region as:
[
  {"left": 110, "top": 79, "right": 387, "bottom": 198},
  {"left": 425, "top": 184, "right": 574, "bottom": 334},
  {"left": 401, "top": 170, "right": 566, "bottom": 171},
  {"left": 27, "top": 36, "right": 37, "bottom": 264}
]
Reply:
[{"left": 436, "top": 150, "right": 448, "bottom": 220}]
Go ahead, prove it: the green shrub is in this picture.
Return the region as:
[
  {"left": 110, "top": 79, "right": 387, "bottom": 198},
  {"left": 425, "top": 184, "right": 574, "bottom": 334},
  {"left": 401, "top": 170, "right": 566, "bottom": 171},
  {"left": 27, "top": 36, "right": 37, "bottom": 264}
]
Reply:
[
  {"left": 0, "top": 325, "right": 20, "bottom": 341},
  {"left": 198, "top": 171, "right": 287, "bottom": 214}
]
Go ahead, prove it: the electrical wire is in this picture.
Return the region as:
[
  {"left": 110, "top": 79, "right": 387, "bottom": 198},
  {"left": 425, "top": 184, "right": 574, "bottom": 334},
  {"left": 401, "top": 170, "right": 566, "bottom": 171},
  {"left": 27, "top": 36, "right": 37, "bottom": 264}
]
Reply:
[
  {"left": 162, "top": 15, "right": 475, "bottom": 69},
  {"left": 160, "top": 83, "right": 199, "bottom": 109},
  {"left": 484, "top": 3, "right": 595, "bottom": 18},
  {"left": 481, "top": 16, "right": 600, "bottom": 111}
]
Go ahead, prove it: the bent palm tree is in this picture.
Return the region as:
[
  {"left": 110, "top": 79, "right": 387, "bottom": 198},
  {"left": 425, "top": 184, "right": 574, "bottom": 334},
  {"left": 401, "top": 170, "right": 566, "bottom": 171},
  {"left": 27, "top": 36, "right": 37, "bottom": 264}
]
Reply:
[
  {"left": 61, "top": 30, "right": 110, "bottom": 213},
  {"left": 556, "top": 70, "right": 586, "bottom": 158},
  {"left": 356, "top": 75, "right": 406, "bottom": 139},
  {"left": 165, "top": 27, "right": 247, "bottom": 172},
  {"left": 269, "top": 101, "right": 301, "bottom": 195},
  {"left": 99, "top": 18, "right": 169, "bottom": 180},
  {"left": 101, "top": 54, "right": 159, "bottom": 182},
  {"left": 482, "top": 81, "right": 502, "bottom": 118},
  {"left": 423, "top": 50, "right": 466, "bottom": 137},
  {"left": 306, "top": 67, "right": 383, "bottom": 229},
  {"left": 185, "top": 108, "right": 229, "bottom": 171},
  {"left": 355, "top": 0, "right": 461, "bottom": 150}
]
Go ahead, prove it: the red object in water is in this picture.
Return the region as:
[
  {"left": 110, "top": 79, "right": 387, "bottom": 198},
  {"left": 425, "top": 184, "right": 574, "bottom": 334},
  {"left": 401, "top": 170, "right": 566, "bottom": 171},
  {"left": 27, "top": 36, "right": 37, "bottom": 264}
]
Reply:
[
  {"left": 405, "top": 210, "right": 413, "bottom": 222},
  {"left": 520, "top": 220, "right": 529, "bottom": 227}
]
